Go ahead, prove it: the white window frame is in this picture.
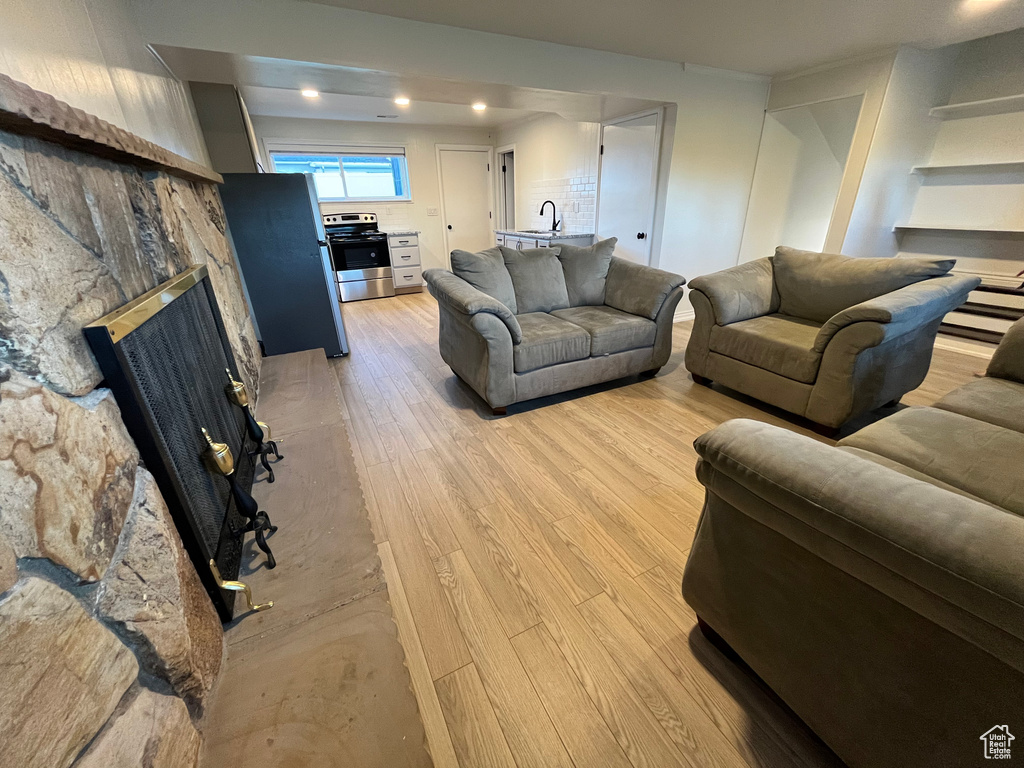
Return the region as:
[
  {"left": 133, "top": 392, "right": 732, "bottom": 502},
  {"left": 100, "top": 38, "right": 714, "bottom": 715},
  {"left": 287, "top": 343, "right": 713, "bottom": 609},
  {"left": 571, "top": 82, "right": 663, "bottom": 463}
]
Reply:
[{"left": 262, "top": 138, "right": 413, "bottom": 203}]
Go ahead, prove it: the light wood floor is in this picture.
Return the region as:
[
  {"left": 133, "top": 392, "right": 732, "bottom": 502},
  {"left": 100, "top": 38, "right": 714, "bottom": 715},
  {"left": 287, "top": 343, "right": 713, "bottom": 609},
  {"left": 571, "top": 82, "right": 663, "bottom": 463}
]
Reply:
[{"left": 330, "top": 292, "right": 983, "bottom": 768}]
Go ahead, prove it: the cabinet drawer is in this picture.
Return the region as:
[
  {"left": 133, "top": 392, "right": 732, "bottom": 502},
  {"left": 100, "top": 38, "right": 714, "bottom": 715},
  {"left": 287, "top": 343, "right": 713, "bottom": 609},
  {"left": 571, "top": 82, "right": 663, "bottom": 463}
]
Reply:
[
  {"left": 388, "top": 234, "right": 418, "bottom": 248},
  {"left": 495, "top": 235, "right": 505, "bottom": 246},
  {"left": 391, "top": 246, "right": 420, "bottom": 267},
  {"left": 393, "top": 265, "right": 422, "bottom": 287},
  {"left": 509, "top": 237, "right": 538, "bottom": 250}
]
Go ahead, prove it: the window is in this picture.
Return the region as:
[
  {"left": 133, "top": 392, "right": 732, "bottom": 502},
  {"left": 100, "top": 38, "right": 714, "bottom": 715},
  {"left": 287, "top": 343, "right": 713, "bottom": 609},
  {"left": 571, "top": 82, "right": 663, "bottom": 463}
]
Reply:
[{"left": 268, "top": 147, "right": 411, "bottom": 202}]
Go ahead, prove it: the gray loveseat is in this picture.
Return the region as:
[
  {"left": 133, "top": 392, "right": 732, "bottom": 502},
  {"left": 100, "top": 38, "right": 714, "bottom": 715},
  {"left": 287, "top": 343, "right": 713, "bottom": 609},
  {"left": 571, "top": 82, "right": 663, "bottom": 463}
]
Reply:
[
  {"left": 685, "top": 247, "right": 980, "bottom": 432},
  {"left": 682, "top": 317, "right": 1024, "bottom": 768},
  {"left": 424, "top": 239, "right": 685, "bottom": 413}
]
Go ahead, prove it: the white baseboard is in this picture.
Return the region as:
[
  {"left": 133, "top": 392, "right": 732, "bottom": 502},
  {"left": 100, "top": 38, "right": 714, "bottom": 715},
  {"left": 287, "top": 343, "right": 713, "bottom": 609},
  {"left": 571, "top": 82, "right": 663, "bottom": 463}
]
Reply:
[
  {"left": 673, "top": 307, "right": 695, "bottom": 323},
  {"left": 934, "top": 335, "right": 995, "bottom": 360}
]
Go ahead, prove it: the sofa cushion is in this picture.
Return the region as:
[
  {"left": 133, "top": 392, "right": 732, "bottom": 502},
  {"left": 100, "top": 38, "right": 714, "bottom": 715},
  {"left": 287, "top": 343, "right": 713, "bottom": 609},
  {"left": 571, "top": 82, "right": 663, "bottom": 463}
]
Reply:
[
  {"left": 708, "top": 313, "right": 822, "bottom": 383},
  {"left": 551, "top": 305, "right": 657, "bottom": 356},
  {"left": 500, "top": 246, "right": 569, "bottom": 314},
  {"left": 772, "top": 247, "right": 954, "bottom": 323},
  {"left": 513, "top": 313, "right": 591, "bottom": 373},
  {"left": 556, "top": 237, "right": 616, "bottom": 306},
  {"left": 933, "top": 376, "right": 1024, "bottom": 435},
  {"left": 839, "top": 406, "right": 1024, "bottom": 517},
  {"left": 450, "top": 247, "right": 518, "bottom": 314},
  {"left": 987, "top": 316, "right": 1024, "bottom": 384},
  {"left": 837, "top": 446, "right": 1000, "bottom": 510}
]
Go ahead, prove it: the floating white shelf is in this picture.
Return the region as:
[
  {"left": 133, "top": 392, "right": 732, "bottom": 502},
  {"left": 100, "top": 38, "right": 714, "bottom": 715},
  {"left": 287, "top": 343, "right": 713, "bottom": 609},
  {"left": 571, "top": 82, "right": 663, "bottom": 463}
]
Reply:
[
  {"left": 912, "top": 161, "right": 1024, "bottom": 174},
  {"left": 929, "top": 93, "right": 1024, "bottom": 120},
  {"left": 893, "top": 224, "right": 1024, "bottom": 235}
]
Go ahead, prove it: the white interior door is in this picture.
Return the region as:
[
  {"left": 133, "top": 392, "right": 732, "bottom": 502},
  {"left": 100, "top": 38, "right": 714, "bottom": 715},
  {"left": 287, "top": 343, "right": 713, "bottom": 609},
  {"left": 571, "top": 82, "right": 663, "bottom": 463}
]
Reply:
[
  {"left": 596, "top": 112, "right": 661, "bottom": 264},
  {"left": 439, "top": 147, "right": 494, "bottom": 255}
]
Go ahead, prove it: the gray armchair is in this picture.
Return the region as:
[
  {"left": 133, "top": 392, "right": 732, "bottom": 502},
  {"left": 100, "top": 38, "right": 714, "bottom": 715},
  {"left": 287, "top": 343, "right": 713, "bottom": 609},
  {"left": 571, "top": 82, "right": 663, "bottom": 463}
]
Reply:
[
  {"left": 425, "top": 239, "right": 685, "bottom": 414},
  {"left": 684, "top": 247, "right": 980, "bottom": 431}
]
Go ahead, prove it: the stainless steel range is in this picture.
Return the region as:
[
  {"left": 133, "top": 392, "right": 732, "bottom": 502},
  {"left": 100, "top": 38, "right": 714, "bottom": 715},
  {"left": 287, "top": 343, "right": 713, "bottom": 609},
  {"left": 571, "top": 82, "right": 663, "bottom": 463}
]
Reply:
[{"left": 323, "top": 212, "right": 396, "bottom": 302}]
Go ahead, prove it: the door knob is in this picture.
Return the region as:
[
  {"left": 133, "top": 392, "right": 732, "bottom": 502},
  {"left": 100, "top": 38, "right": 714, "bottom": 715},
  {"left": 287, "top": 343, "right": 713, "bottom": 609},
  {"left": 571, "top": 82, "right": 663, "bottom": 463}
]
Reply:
[
  {"left": 447, "top": 224, "right": 453, "bottom": 230},
  {"left": 637, "top": 232, "right": 647, "bottom": 240}
]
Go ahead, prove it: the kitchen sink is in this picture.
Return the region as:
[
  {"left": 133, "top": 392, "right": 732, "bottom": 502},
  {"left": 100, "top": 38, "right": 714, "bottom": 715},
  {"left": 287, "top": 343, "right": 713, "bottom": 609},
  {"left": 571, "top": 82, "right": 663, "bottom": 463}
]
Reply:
[{"left": 518, "top": 229, "right": 558, "bottom": 234}]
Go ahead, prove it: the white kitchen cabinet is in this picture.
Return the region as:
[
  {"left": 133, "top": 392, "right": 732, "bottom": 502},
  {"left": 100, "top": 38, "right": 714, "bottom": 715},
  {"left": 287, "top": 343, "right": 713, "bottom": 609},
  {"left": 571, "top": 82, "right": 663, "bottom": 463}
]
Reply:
[
  {"left": 494, "top": 230, "right": 596, "bottom": 250},
  {"left": 391, "top": 246, "right": 420, "bottom": 268},
  {"left": 393, "top": 266, "right": 422, "bottom": 290},
  {"left": 387, "top": 232, "right": 422, "bottom": 293}
]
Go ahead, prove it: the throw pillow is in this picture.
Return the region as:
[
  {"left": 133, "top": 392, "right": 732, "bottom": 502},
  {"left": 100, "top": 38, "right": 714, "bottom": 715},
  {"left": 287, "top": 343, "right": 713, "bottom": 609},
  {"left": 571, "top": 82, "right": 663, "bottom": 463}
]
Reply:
[
  {"left": 450, "top": 247, "right": 518, "bottom": 313},
  {"left": 499, "top": 246, "right": 570, "bottom": 314},
  {"left": 772, "top": 246, "right": 955, "bottom": 323},
  {"left": 557, "top": 237, "right": 617, "bottom": 306}
]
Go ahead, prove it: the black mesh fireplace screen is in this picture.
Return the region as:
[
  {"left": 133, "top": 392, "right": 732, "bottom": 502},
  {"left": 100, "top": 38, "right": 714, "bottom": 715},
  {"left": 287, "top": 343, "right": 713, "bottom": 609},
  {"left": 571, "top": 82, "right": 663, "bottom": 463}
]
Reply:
[{"left": 85, "top": 266, "right": 255, "bottom": 620}]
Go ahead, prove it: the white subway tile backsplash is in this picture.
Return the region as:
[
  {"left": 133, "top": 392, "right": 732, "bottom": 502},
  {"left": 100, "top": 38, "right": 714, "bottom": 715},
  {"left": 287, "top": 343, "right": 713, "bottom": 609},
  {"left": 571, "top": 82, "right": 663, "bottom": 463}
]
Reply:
[{"left": 527, "top": 175, "right": 597, "bottom": 232}]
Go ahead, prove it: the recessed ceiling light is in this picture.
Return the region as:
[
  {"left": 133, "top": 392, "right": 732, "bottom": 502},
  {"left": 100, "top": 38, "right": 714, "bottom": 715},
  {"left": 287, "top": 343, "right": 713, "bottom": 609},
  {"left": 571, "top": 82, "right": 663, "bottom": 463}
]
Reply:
[
  {"left": 961, "top": 0, "right": 1008, "bottom": 13},
  {"left": 301, "top": 89, "right": 319, "bottom": 98},
  {"left": 394, "top": 96, "right": 410, "bottom": 106},
  {"left": 472, "top": 102, "right": 487, "bottom": 111}
]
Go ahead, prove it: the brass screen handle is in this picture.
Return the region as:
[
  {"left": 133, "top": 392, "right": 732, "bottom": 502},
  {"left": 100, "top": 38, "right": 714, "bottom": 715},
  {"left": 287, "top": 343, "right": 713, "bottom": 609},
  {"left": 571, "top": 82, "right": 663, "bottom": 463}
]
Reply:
[
  {"left": 225, "top": 368, "right": 250, "bottom": 408},
  {"left": 202, "top": 427, "right": 235, "bottom": 476},
  {"left": 209, "top": 560, "right": 273, "bottom": 612}
]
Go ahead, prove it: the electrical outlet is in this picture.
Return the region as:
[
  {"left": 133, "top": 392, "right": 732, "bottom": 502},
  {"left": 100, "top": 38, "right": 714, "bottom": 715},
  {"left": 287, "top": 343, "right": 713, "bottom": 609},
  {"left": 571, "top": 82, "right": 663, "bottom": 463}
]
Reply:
[
  {"left": 427, "top": 207, "right": 440, "bottom": 216},
  {"left": 386, "top": 206, "right": 393, "bottom": 215}
]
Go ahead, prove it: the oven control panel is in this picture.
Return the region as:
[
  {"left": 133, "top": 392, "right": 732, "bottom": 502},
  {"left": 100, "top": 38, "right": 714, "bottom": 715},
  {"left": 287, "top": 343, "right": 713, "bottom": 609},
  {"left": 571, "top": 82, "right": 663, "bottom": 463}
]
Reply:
[{"left": 323, "top": 213, "right": 377, "bottom": 225}]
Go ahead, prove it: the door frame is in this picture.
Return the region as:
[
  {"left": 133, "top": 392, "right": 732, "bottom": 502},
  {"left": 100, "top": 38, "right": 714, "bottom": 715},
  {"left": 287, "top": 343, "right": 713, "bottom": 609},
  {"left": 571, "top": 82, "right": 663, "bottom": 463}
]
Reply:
[
  {"left": 435, "top": 144, "right": 496, "bottom": 263},
  {"left": 595, "top": 107, "right": 664, "bottom": 265},
  {"left": 495, "top": 143, "right": 516, "bottom": 231}
]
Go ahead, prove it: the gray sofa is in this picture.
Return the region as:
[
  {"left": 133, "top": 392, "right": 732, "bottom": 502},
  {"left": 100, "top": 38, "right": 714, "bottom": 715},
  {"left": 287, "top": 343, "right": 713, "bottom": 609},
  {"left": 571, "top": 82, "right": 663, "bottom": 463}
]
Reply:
[
  {"left": 424, "top": 239, "right": 685, "bottom": 413},
  {"left": 682, "top": 317, "right": 1024, "bottom": 768},
  {"left": 685, "top": 247, "right": 980, "bottom": 431}
]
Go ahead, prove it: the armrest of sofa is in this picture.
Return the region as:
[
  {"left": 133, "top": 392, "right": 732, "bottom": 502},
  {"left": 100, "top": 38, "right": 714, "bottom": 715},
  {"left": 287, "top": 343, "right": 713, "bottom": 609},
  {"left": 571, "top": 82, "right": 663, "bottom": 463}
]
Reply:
[
  {"left": 424, "top": 268, "right": 522, "bottom": 344},
  {"left": 813, "top": 274, "right": 980, "bottom": 353},
  {"left": 693, "top": 418, "right": 1024, "bottom": 648},
  {"left": 687, "top": 257, "right": 778, "bottom": 326},
  {"left": 988, "top": 316, "right": 1024, "bottom": 384},
  {"left": 604, "top": 257, "right": 685, "bottom": 320}
]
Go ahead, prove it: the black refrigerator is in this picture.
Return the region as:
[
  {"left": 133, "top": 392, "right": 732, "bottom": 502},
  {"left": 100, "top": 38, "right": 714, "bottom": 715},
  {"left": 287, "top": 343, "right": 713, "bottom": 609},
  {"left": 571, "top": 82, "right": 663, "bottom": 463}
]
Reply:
[{"left": 220, "top": 173, "right": 349, "bottom": 357}]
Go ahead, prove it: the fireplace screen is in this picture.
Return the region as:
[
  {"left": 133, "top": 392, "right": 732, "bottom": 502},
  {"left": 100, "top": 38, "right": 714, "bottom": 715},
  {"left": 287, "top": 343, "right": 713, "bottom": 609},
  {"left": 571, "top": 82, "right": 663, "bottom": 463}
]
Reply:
[{"left": 85, "top": 266, "right": 256, "bottom": 620}]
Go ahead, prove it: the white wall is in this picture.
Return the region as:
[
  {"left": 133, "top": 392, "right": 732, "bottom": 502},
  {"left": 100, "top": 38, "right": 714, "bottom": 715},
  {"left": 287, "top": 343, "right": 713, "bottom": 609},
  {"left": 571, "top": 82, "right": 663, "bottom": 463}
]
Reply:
[
  {"left": 891, "top": 30, "right": 1024, "bottom": 285},
  {"left": 756, "top": 53, "right": 896, "bottom": 255},
  {"left": 739, "top": 96, "right": 861, "bottom": 262},
  {"left": 0, "top": 0, "right": 209, "bottom": 163},
  {"left": 252, "top": 116, "right": 491, "bottom": 273},
  {"left": 133, "top": 0, "right": 769, "bottom": 281},
  {"left": 842, "top": 46, "right": 959, "bottom": 257},
  {"left": 494, "top": 114, "right": 600, "bottom": 233}
]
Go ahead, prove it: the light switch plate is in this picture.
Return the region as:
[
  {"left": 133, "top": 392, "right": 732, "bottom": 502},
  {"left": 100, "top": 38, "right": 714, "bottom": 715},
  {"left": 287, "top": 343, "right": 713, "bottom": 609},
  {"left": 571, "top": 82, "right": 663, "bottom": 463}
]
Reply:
[{"left": 427, "top": 207, "right": 440, "bottom": 216}]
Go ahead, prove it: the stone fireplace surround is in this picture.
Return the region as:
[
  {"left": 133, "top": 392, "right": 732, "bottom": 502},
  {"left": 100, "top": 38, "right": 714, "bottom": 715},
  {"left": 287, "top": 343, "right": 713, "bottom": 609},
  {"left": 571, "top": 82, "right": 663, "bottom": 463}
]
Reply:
[{"left": 0, "top": 74, "right": 261, "bottom": 766}]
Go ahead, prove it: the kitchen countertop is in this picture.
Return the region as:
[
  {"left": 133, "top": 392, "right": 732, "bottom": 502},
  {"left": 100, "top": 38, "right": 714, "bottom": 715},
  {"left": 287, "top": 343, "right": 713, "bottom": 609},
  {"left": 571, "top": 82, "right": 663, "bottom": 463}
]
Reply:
[
  {"left": 384, "top": 230, "right": 420, "bottom": 236},
  {"left": 495, "top": 229, "right": 595, "bottom": 241}
]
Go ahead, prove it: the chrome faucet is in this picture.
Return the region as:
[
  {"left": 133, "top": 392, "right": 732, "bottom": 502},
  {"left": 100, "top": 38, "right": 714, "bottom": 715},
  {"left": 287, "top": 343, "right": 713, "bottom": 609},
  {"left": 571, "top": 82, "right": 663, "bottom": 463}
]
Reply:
[{"left": 539, "top": 200, "right": 560, "bottom": 232}]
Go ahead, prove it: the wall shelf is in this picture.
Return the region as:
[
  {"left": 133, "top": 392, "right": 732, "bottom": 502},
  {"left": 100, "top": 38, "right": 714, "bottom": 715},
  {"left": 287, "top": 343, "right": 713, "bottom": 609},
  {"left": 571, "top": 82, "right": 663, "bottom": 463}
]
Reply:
[
  {"left": 893, "top": 224, "right": 1024, "bottom": 235},
  {"left": 929, "top": 93, "right": 1024, "bottom": 120},
  {"left": 912, "top": 161, "right": 1024, "bottom": 174}
]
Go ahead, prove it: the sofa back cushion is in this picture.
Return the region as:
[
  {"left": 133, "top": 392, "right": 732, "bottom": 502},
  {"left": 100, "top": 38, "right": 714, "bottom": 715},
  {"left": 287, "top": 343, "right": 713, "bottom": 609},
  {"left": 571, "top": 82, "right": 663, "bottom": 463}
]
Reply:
[
  {"left": 500, "top": 246, "right": 570, "bottom": 314},
  {"left": 450, "top": 247, "right": 518, "bottom": 314},
  {"left": 556, "top": 237, "right": 616, "bottom": 306},
  {"left": 772, "top": 246, "right": 955, "bottom": 323}
]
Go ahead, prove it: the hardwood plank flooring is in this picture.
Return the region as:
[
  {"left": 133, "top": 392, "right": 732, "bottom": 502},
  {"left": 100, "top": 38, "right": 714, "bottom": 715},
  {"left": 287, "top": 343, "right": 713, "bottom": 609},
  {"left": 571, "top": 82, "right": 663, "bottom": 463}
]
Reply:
[{"left": 332, "top": 291, "right": 982, "bottom": 768}]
